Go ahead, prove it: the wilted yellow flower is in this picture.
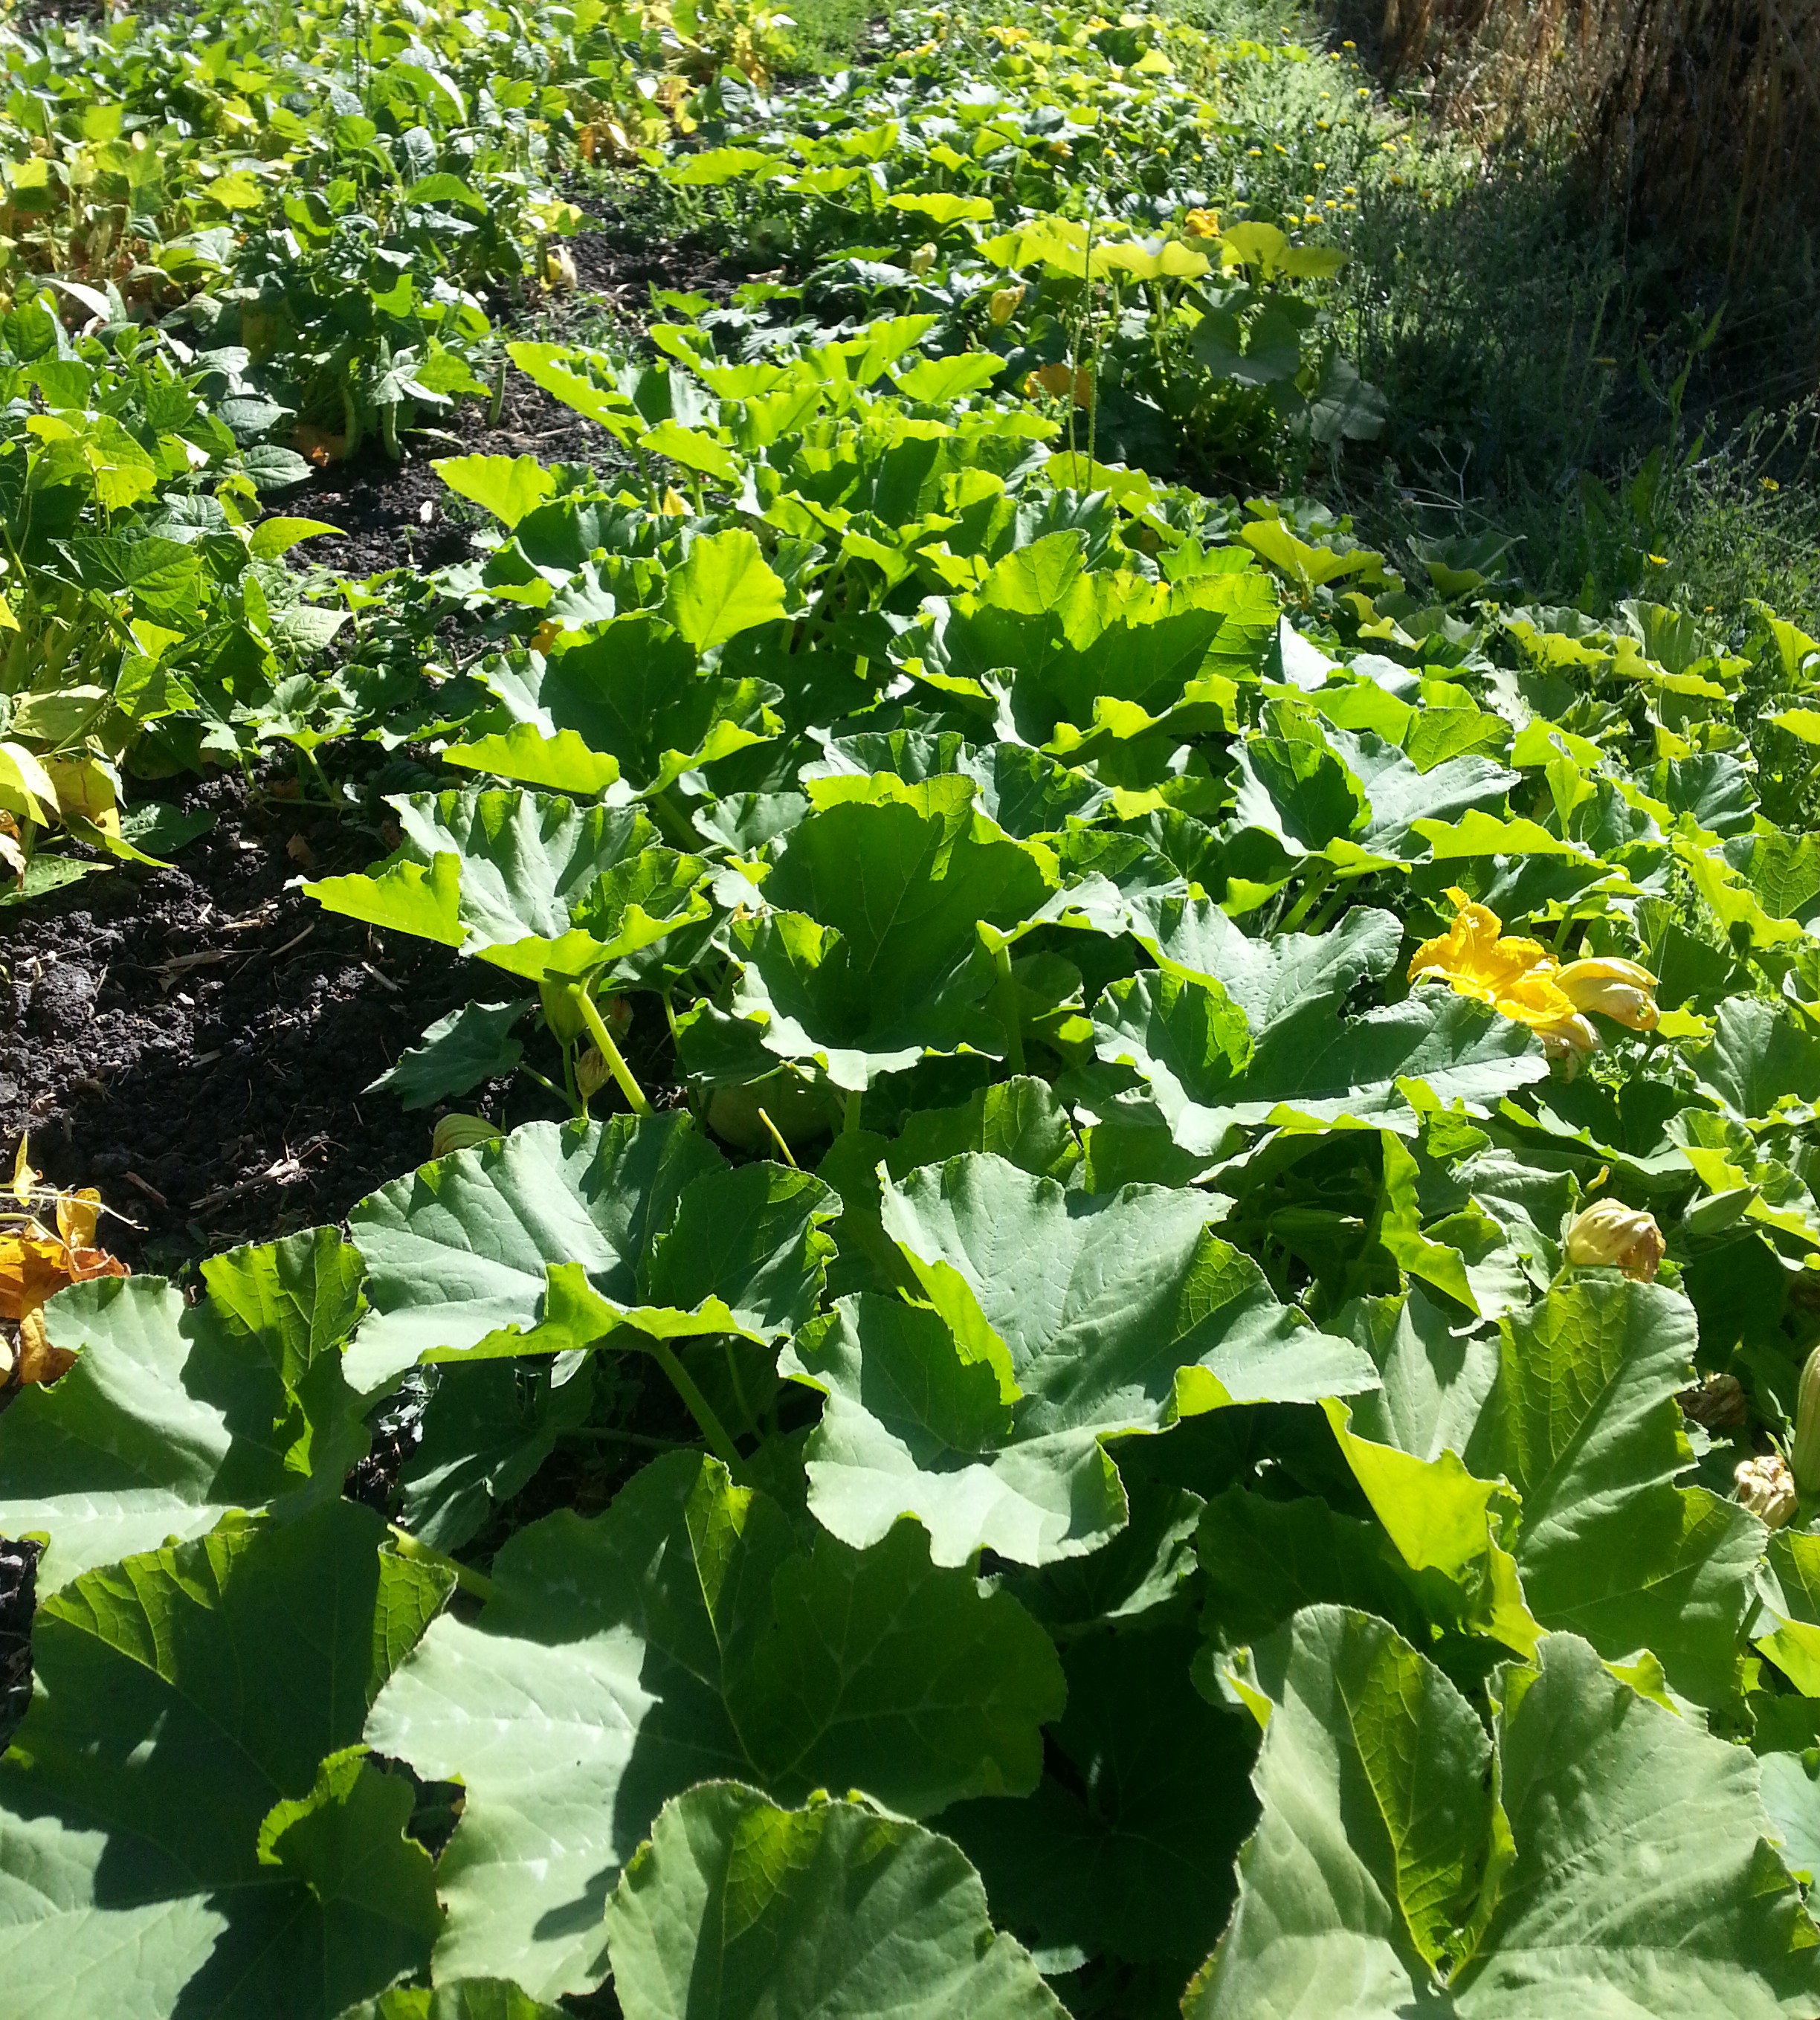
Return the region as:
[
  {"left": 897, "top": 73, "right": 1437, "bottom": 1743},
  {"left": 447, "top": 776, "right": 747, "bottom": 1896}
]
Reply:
[
  {"left": 987, "top": 285, "right": 1024, "bottom": 326},
  {"left": 1565, "top": 1199, "right": 1666, "bottom": 1280},
  {"left": 1736, "top": 1453, "right": 1797, "bottom": 1529},
  {"left": 909, "top": 241, "right": 938, "bottom": 275},
  {"left": 1678, "top": 1373, "right": 1746, "bottom": 1430},
  {"left": 543, "top": 245, "right": 578, "bottom": 292},
  {"left": 576, "top": 1047, "right": 611, "bottom": 1102},
  {"left": 1183, "top": 207, "right": 1221, "bottom": 238},
  {"left": 1555, "top": 957, "right": 1659, "bottom": 1032}
]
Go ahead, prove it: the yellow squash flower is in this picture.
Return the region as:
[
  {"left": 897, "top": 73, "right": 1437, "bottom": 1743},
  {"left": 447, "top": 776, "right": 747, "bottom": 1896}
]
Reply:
[
  {"left": 1555, "top": 957, "right": 1659, "bottom": 1031},
  {"left": 1407, "top": 890, "right": 1656, "bottom": 1060},
  {"left": 1408, "top": 891, "right": 1587, "bottom": 1053}
]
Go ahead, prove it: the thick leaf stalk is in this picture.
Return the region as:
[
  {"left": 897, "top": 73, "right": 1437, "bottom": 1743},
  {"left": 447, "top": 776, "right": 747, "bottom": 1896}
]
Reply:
[{"left": 578, "top": 987, "right": 652, "bottom": 1117}]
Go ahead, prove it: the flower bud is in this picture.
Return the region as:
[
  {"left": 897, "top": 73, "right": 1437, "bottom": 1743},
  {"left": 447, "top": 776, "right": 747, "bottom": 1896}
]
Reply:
[
  {"left": 909, "top": 241, "right": 938, "bottom": 276},
  {"left": 576, "top": 1046, "right": 610, "bottom": 1101},
  {"left": 1555, "top": 957, "right": 1659, "bottom": 1031},
  {"left": 1735, "top": 1453, "right": 1798, "bottom": 1529},
  {"left": 1792, "top": 1344, "right": 1820, "bottom": 1496},
  {"left": 432, "top": 1113, "right": 503, "bottom": 1160},
  {"left": 987, "top": 284, "right": 1024, "bottom": 326},
  {"left": 1023, "top": 361, "right": 1093, "bottom": 406},
  {"left": 1677, "top": 1372, "right": 1746, "bottom": 1430},
  {"left": 1565, "top": 1198, "right": 1665, "bottom": 1281}
]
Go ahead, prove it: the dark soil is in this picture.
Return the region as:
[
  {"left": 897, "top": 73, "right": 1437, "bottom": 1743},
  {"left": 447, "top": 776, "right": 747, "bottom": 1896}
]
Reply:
[
  {"left": 296, "top": 222, "right": 752, "bottom": 581},
  {"left": 0, "top": 772, "right": 529, "bottom": 1275},
  {"left": 0, "top": 1537, "right": 37, "bottom": 1749}
]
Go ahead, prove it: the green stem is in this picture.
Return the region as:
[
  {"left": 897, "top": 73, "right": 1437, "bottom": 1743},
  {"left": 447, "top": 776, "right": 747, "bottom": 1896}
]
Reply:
[
  {"left": 646, "top": 1335, "right": 743, "bottom": 1474},
  {"left": 387, "top": 1525, "right": 494, "bottom": 1603},
  {"left": 843, "top": 1088, "right": 862, "bottom": 1135},
  {"left": 555, "top": 1424, "right": 691, "bottom": 1453},
  {"left": 755, "top": 1107, "right": 798, "bottom": 1168},
  {"left": 645, "top": 785, "right": 698, "bottom": 851},
  {"left": 1281, "top": 862, "right": 1335, "bottom": 935},
  {"left": 991, "top": 939, "right": 1026, "bottom": 1072},
  {"left": 723, "top": 1340, "right": 755, "bottom": 1436},
  {"left": 578, "top": 990, "right": 651, "bottom": 1117},
  {"left": 520, "top": 1061, "right": 568, "bottom": 1107}
]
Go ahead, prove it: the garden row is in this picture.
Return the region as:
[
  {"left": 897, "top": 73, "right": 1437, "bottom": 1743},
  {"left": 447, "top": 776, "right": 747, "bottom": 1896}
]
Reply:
[{"left": 4, "top": 6, "right": 1820, "bottom": 2020}]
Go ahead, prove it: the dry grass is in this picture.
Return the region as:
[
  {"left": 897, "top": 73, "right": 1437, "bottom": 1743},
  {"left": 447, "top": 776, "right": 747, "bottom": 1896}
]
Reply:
[{"left": 1378, "top": 0, "right": 1820, "bottom": 274}]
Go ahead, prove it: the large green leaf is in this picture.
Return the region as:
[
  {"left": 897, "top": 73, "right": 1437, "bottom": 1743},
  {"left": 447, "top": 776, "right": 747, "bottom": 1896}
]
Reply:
[
  {"left": 537, "top": 613, "right": 785, "bottom": 795},
  {"left": 0, "top": 1502, "right": 451, "bottom": 2020},
  {"left": 944, "top": 1627, "right": 1257, "bottom": 1967},
  {"left": 783, "top": 1154, "right": 1376, "bottom": 1565},
  {"left": 309, "top": 790, "right": 656, "bottom": 973},
  {"left": 363, "top": 1451, "right": 1063, "bottom": 2000},
  {"left": 1088, "top": 967, "right": 1547, "bottom": 1150},
  {"left": 393, "top": 788, "right": 659, "bottom": 975},
  {"left": 708, "top": 776, "right": 1058, "bottom": 1091},
  {"left": 1691, "top": 995, "right": 1820, "bottom": 1126},
  {"left": 906, "top": 532, "right": 1276, "bottom": 750},
  {"left": 367, "top": 1001, "right": 530, "bottom": 1111},
  {"left": 603, "top": 1783, "right": 1065, "bottom": 2020},
  {"left": 344, "top": 1115, "right": 836, "bottom": 1393},
  {"left": 661, "top": 528, "right": 789, "bottom": 651},
  {"left": 1468, "top": 1276, "right": 1764, "bottom": 1706},
  {"left": 1324, "top": 724, "right": 1517, "bottom": 859},
  {"left": 0, "top": 1230, "right": 367, "bottom": 1590},
  {"left": 804, "top": 727, "right": 1116, "bottom": 838},
  {"left": 1189, "top": 1610, "right": 1820, "bottom": 2018},
  {"left": 1197, "top": 1485, "right": 1437, "bottom": 1653},
  {"left": 1136, "top": 900, "right": 1404, "bottom": 1051},
  {"left": 396, "top": 1359, "right": 596, "bottom": 1554},
  {"left": 433, "top": 454, "right": 555, "bottom": 529},
  {"left": 335, "top": 1983, "right": 567, "bottom": 2020}
]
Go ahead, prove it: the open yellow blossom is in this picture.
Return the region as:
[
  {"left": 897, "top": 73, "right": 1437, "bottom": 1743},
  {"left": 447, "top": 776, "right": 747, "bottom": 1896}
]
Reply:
[
  {"left": 1408, "top": 889, "right": 1647, "bottom": 1061},
  {"left": 1183, "top": 207, "right": 1221, "bottom": 238}
]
